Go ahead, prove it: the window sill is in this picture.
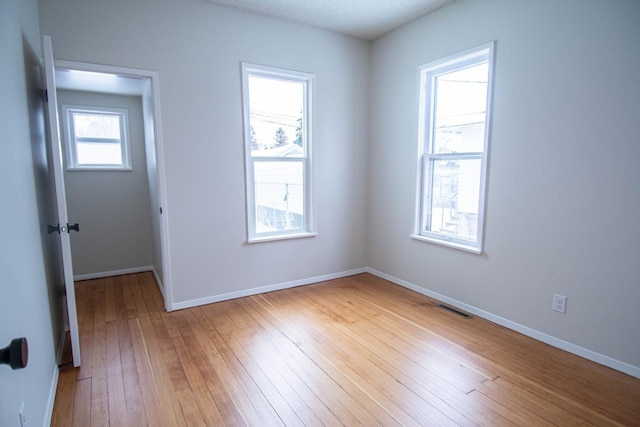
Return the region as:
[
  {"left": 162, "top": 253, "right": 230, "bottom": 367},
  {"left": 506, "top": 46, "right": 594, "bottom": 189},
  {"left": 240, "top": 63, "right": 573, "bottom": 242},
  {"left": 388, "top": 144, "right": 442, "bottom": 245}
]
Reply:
[
  {"left": 410, "top": 234, "right": 483, "bottom": 254},
  {"left": 248, "top": 231, "right": 318, "bottom": 244}
]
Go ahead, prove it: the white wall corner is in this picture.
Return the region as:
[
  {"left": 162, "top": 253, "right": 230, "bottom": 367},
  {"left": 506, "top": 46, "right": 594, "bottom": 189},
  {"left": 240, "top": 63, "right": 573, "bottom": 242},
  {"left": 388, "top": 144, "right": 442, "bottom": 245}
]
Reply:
[{"left": 365, "top": 268, "right": 640, "bottom": 380}]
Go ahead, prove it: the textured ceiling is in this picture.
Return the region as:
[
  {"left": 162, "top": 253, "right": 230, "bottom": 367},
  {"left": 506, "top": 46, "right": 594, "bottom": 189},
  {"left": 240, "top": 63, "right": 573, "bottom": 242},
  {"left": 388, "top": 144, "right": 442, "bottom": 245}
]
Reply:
[{"left": 207, "top": 0, "right": 455, "bottom": 40}]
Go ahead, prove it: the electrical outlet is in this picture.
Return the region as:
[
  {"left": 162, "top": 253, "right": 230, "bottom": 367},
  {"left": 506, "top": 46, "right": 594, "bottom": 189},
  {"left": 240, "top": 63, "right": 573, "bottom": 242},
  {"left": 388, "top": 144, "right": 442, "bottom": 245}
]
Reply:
[
  {"left": 19, "top": 402, "right": 27, "bottom": 427},
  {"left": 552, "top": 294, "right": 567, "bottom": 314}
]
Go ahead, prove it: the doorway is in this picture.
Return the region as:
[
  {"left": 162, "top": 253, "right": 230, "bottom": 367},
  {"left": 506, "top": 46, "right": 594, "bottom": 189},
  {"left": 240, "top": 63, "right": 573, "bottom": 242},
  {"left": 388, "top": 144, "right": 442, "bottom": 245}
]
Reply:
[{"left": 53, "top": 61, "right": 172, "bottom": 312}]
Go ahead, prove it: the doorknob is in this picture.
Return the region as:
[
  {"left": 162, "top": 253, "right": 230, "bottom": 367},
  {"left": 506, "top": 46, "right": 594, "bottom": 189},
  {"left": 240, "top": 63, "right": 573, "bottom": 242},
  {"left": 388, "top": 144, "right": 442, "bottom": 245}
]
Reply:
[
  {"left": 0, "top": 338, "right": 28, "bottom": 370},
  {"left": 48, "top": 223, "right": 79, "bottom": 233}
]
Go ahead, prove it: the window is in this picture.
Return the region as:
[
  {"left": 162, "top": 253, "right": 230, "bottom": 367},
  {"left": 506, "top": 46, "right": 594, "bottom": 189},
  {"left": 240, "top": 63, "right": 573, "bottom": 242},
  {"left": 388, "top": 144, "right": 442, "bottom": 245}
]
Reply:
[
  {"left": 241, "top": 63, "right": 315, "bottom": 242},
  {"left": 413, "top": 43, "right": 495, "bottom": 253},
  {"left": 62, "top": 105, "right": 131, "bottom": 170}
]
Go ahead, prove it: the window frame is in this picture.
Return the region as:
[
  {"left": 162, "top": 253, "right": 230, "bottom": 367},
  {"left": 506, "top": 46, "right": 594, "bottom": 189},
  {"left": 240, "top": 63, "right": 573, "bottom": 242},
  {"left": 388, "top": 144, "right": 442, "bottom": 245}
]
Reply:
[
  {"left": 62, "top": 104, "right": 132, "bottom": 171},
  {"left": 412, "top": 42, "right": 495, "bottom": 254},
  {"left": 241, "top": 63, "right": 316, "bottom": 243}
]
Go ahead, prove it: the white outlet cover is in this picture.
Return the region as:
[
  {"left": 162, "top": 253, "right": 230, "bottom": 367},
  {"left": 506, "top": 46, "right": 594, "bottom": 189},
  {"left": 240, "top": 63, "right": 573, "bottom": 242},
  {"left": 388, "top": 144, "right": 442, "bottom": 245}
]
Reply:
[{"left": 553, "top": 294, "right": 567, "bottom": 314}]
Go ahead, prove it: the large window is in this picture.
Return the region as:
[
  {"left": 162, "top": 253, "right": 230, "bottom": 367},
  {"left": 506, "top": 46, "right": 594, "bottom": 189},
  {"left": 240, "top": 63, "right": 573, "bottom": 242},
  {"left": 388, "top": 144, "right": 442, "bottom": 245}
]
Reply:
[
  {"left": 241, "top": 63, "right": 315, "bottom": 242},
  {"left": 62, "top": 105, "right": 131, "bottom": 170},
  {"left": 413, "top": 43, "right": 495, "bottom": 253}
]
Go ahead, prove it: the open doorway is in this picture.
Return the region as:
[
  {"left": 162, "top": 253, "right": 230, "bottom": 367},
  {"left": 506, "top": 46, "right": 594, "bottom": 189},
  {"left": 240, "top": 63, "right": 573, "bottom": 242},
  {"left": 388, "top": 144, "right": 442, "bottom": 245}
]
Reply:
[{"left": 53, "top": 61, "right": 172, "bottom": 312}]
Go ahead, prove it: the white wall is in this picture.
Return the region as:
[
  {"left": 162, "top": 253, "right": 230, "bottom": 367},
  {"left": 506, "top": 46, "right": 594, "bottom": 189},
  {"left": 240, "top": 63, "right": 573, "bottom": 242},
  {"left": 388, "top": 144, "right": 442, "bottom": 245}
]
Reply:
[
  {"left": 38, "top": 0, "right": 370, "bottom": 304},
  {"left": 368, "top": 0, "right": 640, "bottom": 370},
  {"left": 0, "top": 0, "right": 59, "bottom": 425},
  {"left": 58, "top": 90, "right": 154, "bottom": 277}
]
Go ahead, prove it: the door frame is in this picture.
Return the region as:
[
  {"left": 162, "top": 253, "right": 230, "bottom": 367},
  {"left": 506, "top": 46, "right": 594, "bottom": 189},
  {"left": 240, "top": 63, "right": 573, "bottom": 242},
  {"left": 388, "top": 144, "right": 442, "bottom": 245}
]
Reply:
[{"left": 54, "top": 59, "right": 174, "bottom": 311}]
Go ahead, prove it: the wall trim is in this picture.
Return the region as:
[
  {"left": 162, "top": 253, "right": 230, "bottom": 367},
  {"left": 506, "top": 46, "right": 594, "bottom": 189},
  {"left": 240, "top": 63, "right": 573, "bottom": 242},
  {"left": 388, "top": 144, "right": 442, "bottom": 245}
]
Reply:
[
  {"left": 171, "top": 268, "right": 368, "bottom": 311},
  {"left": 366, "top": 268, "right": 640, "bottom": 379},
  {"left": 74, "top": 265, "right": 153, "bottom": 281},
  {"left": 44, "top": 363, "right": 59, "bottom": 427}
]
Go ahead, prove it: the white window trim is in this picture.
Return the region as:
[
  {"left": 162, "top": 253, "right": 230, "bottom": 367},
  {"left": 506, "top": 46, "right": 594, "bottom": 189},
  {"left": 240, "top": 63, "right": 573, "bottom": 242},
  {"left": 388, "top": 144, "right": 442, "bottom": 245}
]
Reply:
[
  {"left": 241, "top": 63, "right": 315, "bottom": 243},
  {"left": 412, "top": 42, "right": 495, "bottom": 254},
  {"left": 62, "top": 104, "right": 132, "bottom": 171}
]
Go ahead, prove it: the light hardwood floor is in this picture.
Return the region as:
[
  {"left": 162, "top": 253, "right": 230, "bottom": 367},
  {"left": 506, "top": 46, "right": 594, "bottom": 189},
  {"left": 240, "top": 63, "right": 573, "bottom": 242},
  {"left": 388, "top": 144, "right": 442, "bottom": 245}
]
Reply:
[{"left": 51, "top": 272, "right": 640, "bottom": 426}]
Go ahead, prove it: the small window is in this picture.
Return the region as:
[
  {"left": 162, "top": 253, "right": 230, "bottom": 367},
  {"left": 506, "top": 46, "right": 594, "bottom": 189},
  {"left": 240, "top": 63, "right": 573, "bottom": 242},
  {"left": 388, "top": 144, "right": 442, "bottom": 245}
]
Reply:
[
  {"left": 62, "top": 105, "right": 131, "bottom": 170},
  {"left": 241, "top": 63, "right": 315, "bottom": 242},
  {"left": 413, "top": 43, "right": 495, "bottom": 253}
]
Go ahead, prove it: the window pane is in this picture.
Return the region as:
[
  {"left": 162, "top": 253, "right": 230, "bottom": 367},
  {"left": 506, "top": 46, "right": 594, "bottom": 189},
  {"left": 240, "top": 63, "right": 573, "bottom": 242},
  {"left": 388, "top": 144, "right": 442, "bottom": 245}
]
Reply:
[
  {"left": 73, "top": 113, "right": 121, "bottom": 139},
  {"left": 76, "top": 141, "right": 122, "bottom": 165},
  {"left": 427, "top": 158, "right": 481, "bottom": 242},
  {"left": 254, "top": 161, "right": 304, "bottom": 233},
  {"left": 432, "top": 62, "right": 488, "bottom": 154},
  {"left": 248, "top": 76, "right": 304, "bottom": 158}
]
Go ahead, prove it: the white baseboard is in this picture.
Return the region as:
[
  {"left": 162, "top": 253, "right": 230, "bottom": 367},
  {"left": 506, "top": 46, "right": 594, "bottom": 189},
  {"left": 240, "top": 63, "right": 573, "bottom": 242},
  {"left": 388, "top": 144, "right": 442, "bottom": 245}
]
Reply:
[
  {"left": 171, "top": 267, "right": 368, "bottom": 311},
  {"left": 74, "top": 265, "right": 154, "bottom": 281},
  {"left": 366, "top": 268, "right": 640, "bottom": 379},
  {"left": 44, "top": 362, "right": 59, "bottom": 427}
]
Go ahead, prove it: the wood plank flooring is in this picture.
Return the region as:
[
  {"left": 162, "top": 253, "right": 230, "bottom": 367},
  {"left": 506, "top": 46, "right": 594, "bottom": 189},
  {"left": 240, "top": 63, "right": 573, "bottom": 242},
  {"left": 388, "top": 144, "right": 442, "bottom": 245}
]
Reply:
[{"left": 51, "top": 272, "right": 640, "bottom": 426}]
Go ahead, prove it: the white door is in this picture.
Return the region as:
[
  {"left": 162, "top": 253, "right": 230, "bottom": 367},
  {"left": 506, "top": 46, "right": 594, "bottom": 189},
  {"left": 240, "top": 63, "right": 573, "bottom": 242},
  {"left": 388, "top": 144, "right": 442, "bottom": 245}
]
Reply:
[{"left": 43, "top": 35, "right": 81, "bottom": 367}]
